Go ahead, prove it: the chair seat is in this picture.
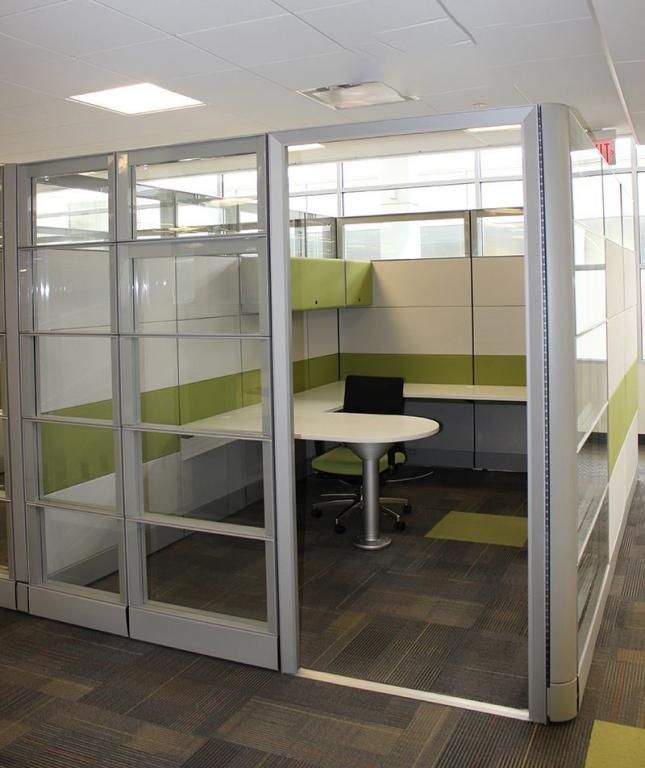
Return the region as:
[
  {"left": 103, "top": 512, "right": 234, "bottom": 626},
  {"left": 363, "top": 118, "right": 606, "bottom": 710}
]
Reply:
[{"left": 312, "top": 446, "right": 406, "bottom": 477}]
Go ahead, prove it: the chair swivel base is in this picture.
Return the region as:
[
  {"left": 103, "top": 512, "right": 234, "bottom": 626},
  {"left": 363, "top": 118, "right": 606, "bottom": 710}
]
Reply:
[{"left": 312, "top": 493, "right": 411, "bottom": 537}]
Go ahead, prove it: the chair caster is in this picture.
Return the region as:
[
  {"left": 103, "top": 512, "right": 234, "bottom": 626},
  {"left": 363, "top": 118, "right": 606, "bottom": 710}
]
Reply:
[
  {"left": 394, "top": 520, "right": 406, "bottom": 531},
  {"left": 334, "top": 522, "right": 346, "bottom": 534},
  {"left": 403, "top": 503, "right": 412, "bottom": 515},
  {"left": 311, "top": 508, "right": 322, "bottom": 518}
]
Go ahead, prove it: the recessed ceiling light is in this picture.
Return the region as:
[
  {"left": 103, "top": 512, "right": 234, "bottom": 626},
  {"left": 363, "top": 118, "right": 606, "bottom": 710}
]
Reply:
[
  {"left": 288, "top": 143, "right": 325, "bottom": 152},
  {"left": 465, "top": 124, "right": 521, "bottom": 133},
  {"left": 68, "top": 82, "right": 204, "bottom": 115},
  {"left": 299, "top": 82, "right": 415, "bottom": 110}
]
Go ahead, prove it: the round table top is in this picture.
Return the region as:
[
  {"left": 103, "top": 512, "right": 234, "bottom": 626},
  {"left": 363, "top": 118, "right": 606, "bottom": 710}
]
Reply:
[{"left": 294, "top": 412, "right": 440, "bottom": 444}]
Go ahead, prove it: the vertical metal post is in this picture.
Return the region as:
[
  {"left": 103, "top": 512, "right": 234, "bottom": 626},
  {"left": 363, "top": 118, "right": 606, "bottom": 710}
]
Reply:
[
  {"left": 3, "top": 164, "right": 28, "bottom": 586},
  {"left": 522, "top": 108, "right": 548, "bottom": 723},
  {"left": 540, "top": 104, "right": 579, "bottom": 722},
  {"left": 267, "top": 134, "right": 299, "bottom": 673}
]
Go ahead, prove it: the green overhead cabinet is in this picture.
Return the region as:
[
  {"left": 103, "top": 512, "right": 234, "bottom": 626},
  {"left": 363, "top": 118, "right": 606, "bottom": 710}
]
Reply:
[
  {"left": 344, "top": 260, "right": 372, "bottom": 306},
  {"left": 291, "top": 257, "right": 372, "bottom": 310}
]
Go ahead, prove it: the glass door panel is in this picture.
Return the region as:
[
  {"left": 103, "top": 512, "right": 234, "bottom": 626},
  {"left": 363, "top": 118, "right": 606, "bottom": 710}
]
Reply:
[{"left": 122, "top": 137, "right": 277, "bottom": 669}]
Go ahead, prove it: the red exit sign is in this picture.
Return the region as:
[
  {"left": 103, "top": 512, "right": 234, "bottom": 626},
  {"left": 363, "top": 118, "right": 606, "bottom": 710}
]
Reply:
[{"left": 592, "top": 132, "right": 616, "bottom": 165}]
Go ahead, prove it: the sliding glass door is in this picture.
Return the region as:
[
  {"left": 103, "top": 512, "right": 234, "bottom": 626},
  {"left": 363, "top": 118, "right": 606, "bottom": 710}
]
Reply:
[{"left": 17, "top": 138, "right": 280, "bottom": 668}]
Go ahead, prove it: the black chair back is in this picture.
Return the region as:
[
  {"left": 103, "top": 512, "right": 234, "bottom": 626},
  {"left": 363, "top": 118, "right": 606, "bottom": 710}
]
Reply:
[{"left": 343, "top": 375, "right": 405, "bottom": 416}]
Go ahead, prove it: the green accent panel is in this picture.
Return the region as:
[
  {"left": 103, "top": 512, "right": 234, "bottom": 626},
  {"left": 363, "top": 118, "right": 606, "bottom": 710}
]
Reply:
[
  {"left": 426, "top": 511, "right": 527, "bottom": 547},
  {"left": 142, "top": 432, "right": 180, "bottom": 465},
  {"left": 291, "top": 257, "right": 345, "bottom": 311},
  {"left": 293, "top": 354, "right": 339, "bottom": 393},
  {"left": 608, "top": 361, "right": 638, "bottom": 474},
  {"left": 312, "top": 446, "right": 405, "bottom": 476},
  {"left": 292, "top": 359, "right": 308, "bottom": 394},
  {"left": 178, "top": 372, "right": 244, "bottom": 424},
  {"left": 625, "top": 359, "right": 638, "bottom": 418},
  {"left": 474, "top": 355, "right": 526, "bottom": 386},
  {"left": 141, "top": 386, "right": 179, "bottom": 427},
  {"left": 340, "top": 353, "right": 473, "bottom": 384},
  {"left": 344, "top": 260, "right": 372, "bottom": 306},
  {"left": 50, "top": 399, "right": 113, "bottom": 421},
  {"left": 41, "top": 422, "right": 114, "bottom": 496}
]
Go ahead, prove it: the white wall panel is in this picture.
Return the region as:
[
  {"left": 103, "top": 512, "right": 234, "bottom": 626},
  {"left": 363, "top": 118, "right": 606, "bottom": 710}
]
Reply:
[
  {"left": 292, "top": 313, "right": 306, "bottom": 362},
  {"left": 473, "top": 306, "right": 525, "bottom": 355},
  {"left": 38, "top": 336, "right": 112, "bottom": 412},
  {"left": 605, "top": 239, "right": 625, "bottom": 319},
  {"left": 305, "top": 309, "right": 338, "bottom": 358},
  {"left": 472, "top": 256, "right": 525, "bottom": 306},
  {"left": 370, "top": 258, "right": 471, "bottom": 308},
  {"left": 624, "top": 305, "right": 638, "bottom": 370},
  {"left": 340, "top": 306, "right": 472, "bottom": 355},
  {"left": 607, "top": 312, "right": 626, "bottom": 398},
  {"left": 623, "top": 248, "right": 637, "bottom": 310}
]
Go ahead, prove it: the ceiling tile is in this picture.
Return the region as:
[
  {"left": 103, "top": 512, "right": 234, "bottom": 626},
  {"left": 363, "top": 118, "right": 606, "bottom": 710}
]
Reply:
[
  {"left": 592, "top": 0, "right": 645, "bottom": 63},
  {"left": 0, "top": 80, "right": 46, "bottom": 109},
  {"left": 474, "top": 18, "right": 601, "bottom": 67},
  {"left": 378, "top": 18, "right": 471, "bottom": 53},
  {"left": 615, "top": 61, "right": 645, "bottom": 114},
  {"left": 251, "top": 50, "right": 381, "bottom": 91},
  {"left": 424, "top": 83, "right": 529, "bottom": 114},
  {"left": 98, "top": 0, "right": 285, "bottom": 35},
  {"left": 443, "top": 0, "right": 591, "bottom": 29},
  {"left": 0, "top": 33, "right": 134, "bottom": 96},
  {"left": 82, "top": 38, "right": 235, "bottom": 80},
  {"left": 300, "top": 0, "right": 446, "bottom": 47},
  {"left": 275, "top": 0, "right": 356, "bottom": 10},
  {"left": 507, "top": 55, "right": 625, "bottom": 129},
  {"left": 0, "top": 95, "right": 111, "bottom": 135},
  {"left": 0, "top": 0, "right": 64, "bottom": 17},
  {"left": 0, "top": 0, "right": 166, "bottom": 57},
  {"left": 182, "top": 14, "right": 340, "bottom": 68},
  {"left": 162, "top": 69, "right": 334, "bottom": 126}
]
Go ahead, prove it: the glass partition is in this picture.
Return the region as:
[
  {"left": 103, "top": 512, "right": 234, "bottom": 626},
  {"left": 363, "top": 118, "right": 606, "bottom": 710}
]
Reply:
[
  {"left": 34, "top": 170, "right": 110, "bottom": 244},
  {"left": 134, "top": 154, "right": 259, "bottom": 238},
  {"left": 569, "top": 117, "right": 610, "bottom": 661},
  {"left": 340, "top": 211, "right": 468, "bottom": 260}
]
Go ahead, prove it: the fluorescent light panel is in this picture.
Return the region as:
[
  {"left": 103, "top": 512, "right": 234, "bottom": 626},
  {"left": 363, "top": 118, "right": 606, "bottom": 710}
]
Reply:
[
  {"left": 69, "top": 82, "right": 203, "bottom": 115},
  {"left": 465, "top": 125, "right": 521, "bottom": 133},
  {"left": 288, "top": 143, "right": 325, "bottom": 151},
  {"left": 299, "top": 82, "right": 415, "bottom": 110}
]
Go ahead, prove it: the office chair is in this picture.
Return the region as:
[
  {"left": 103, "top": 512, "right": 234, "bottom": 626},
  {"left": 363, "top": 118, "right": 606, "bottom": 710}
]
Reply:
[{"left": 311, "top": 374, "right": 411, "bottom": 533}]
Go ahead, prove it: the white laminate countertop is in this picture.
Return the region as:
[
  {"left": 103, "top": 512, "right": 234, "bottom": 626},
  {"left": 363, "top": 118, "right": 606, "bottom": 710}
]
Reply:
[
  {"left": 182, "top": 380, "right": 527, "bottom": 438},
  {"left": 294, "top": 411, "right": 439, "bottom": 443}
]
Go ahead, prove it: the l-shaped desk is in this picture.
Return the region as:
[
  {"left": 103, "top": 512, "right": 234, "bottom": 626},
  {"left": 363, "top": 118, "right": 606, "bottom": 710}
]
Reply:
[{"left": 185, "top": 381, "right": 528, "bottom": 550}]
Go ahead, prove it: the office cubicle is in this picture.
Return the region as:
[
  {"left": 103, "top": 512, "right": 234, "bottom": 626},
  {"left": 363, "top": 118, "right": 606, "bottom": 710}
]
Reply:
[{"left": 0, "top": 104, "right": 637, "bottom": 725}]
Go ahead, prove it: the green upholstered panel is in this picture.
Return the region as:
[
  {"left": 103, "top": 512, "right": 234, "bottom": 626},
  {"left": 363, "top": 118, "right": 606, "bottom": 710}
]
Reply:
[
  {"left": 340, "top": 352, "right": 473, "bottom": 384},
  {"left": 345, "top": 260, "right": 372, "bottom": 306},
  {"left": 291, "top": 257, "right": 345, "bottom": 311},
  {"left": 41, "top": 422, "right": 115, "bottom": 496},
  {"left": 312, "top": 446, "right": 405, "bottom": 476},
  {"left": 293, "top": 354, "right": 339, "bottom": 393},
  {"left": 473, "top": 355, "right": 526, "bottom": 386},
  {"left": 608, "top": 361, "right": 638, "bottom": 474},
  {"left": 49, "top": 399, "right": 114, "bottom": 421}
]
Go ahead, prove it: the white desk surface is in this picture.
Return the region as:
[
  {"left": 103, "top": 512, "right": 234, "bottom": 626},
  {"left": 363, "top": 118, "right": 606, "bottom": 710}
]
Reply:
[
  {"left": 294, "top": 411, "right": 439, "bottom": 443},
  {"left": 298, "top": 381, "right": 527, "bottom": 406},
  {"left": 184, "top": 380, "right": 526, "bottom": 437}
]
